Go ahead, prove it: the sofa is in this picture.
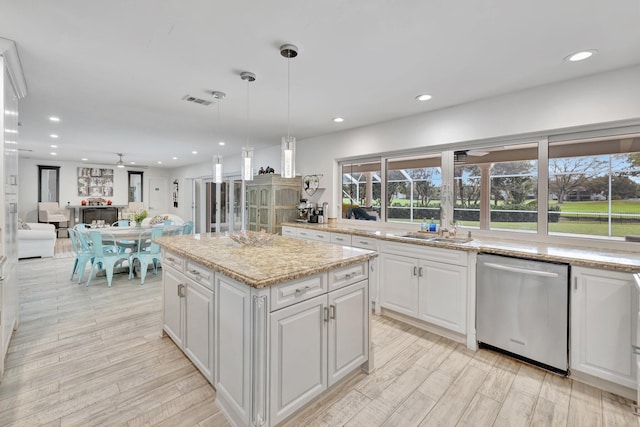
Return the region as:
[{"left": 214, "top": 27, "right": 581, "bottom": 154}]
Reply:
[{"left": 18, "top": 223, "right": 56, "bottom": 259}]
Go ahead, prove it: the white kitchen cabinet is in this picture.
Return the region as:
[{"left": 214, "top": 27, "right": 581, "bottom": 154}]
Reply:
[
  {"left": 270, "top": 294, "right": 328, "bottom": 425},
  {"left": 184, "top": 278, "right": 214, "bottom": 382},
  {"left": 379, "top": 242, "right": 468, "bottom": 335},
  {"left": 281, "top": 225, "right": 298, "bottom": 238},
  {"left": 379, "top": 253, "right": 419, "bottom": 317},
  {"left": 330, "top": 232, "right": 352, "bottom": 246},
  {"left": 215, "top": 274, "right": 252, "bottom": 425},
  {"left": 163, "top": 265, "right": 184, "bottom": 348},
  {"left": 417, "top": 260, "right": 467, "bottom": 334},
  {"left": 328, "top": 280, "right": 369, "bottom": 386},
  {"left": 162, "top": 251, "right": 215, "bottom": 384},
  {"left": 270, "top": 279, "right": 369, "bottom": 425},
  {"left": 571, "top": 267, "right": 636, "bottom": 389},
  {"left": 297, "top": 228, "right": 330, "bottom": 242}
]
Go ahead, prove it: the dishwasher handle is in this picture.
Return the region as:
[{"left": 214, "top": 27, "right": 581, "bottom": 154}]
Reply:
[{"left": 482, "top": 262, "right": 560, "bottom": 278}]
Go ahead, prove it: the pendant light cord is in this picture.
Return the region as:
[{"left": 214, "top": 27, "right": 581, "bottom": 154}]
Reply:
[
  {"left": 287, "top": 55, "right": 291, "bottom": 139},
  {"left": 246, "top": 78, "right": 250, "bottom": 145}
]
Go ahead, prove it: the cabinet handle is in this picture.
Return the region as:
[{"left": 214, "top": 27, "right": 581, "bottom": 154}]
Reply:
[
  {"left": 190, "top": 270, "right": 200, "bottom": 275},
  {"left": 330, "top": 305, "right": 336, "bottom": 319},
  {"left": 574, "top": 277, "right": 578, "bottom": 291},
  {"left": 295, "top": 286, "right": 311, "bottom": 295},
  {"left": 413, "top": 266, "right": 418, "bottom": 276},
  {"left": 167, "top": 257, "right": 175, "bottom": 262},
  {"left": 177, "top": 284, "right": 186, "bottom": 298},
  {"left": 419, "top": 267, "right": 423, "bottom": 277},
  {"left": 344, "top": 272, "right": 355, "bottom": 279},
  {"left": 324, "top": 307, "right": 329, "bottom": 322}
]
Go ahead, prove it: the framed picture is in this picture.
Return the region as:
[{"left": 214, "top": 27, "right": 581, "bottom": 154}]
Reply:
[{"left": 78, "top": 167, "right": 114, "bottom": 197}]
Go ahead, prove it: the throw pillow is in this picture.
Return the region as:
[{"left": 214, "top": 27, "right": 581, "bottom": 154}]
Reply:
[{"left": 149, "top": 215, "right": 164, "bottom": 225}]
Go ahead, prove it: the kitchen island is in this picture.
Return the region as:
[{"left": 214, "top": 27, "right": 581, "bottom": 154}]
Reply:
[{"left": 155, "top": 232, "right": 377, "bottom": 427}]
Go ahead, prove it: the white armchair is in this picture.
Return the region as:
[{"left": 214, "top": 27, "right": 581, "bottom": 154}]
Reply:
[
  {"left": 38, "top": 202, "right": 68, "bottom": 227},
  {"left": 119, "top": 202, "right": 145, "bottom": 220}
]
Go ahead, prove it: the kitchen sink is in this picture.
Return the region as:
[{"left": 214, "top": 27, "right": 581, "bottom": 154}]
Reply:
[
  {"left": 428, "top": 236, "right": 472, "bottom": 244},
  {"left": 397, "top": 233, "right": 472, "bottom": 244}
]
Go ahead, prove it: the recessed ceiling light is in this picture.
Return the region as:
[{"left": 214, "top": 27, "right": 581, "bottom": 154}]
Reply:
[
  {"left": 565, "top": 49, "right": 597, "bottom": 62},
  {"left": 5, "top": 129, "right": 17, "bottom": 134},
  {"left": 333, "top": 117, "right": 344, "bottom": 123},
  {"left": 50, "top": 134, "right": 59, "bottom": 138},
  {"left": 50, "top": 152, "right": 56, "bottom": 156},
  {"left": 157, "top": 161, "right": 162, "bottom": 164},
  {"left": 172, "top": 157, "right": 178, "bottom": 160},
  {"left": 82, "top": 158, "right": 88, "bottom": 161},
  {"left": 416, "top": 94, "right": 432, "bottom": 101},
  {"left": 49, "top": 116, "right": 61, "bottom": 122},
  {"left": 219, "top": 141, "right": 225, "bottom": 146},
  {"left": 130, "top": 161, "right": 136, "bottom": 165},
  {"left": 192, "top": 151, "right": 198, "bottom": 154},
  {"left": 5, "top": 110, "right": 18, "bottom": 116},
  {"left": 50, "top": 144, "right": 57, "bottom": 148}
]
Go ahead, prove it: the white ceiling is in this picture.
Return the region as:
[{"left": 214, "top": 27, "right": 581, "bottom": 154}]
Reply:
[{"left": 2, "top": 0, "right": 640, "bottom": 168}]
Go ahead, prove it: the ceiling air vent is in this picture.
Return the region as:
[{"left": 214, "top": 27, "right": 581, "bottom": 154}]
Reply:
[{"left": 182, "top": 95, "right": 212, "bottom": 106}]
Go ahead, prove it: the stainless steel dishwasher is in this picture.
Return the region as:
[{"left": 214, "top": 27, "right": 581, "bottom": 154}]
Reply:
[{"left": 476, "top": 253, "right": 570, "bottom": 374}]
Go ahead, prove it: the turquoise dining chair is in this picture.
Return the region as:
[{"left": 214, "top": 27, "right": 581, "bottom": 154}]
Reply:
[
  {"left": 68, "top": 228, "right": 95, "bottom": 284},
  {"left": 86, "top": 231, "right": 131, "bottom": 287},
  {"left": 182, "top": 221, "right": 194, "bottom": 235},
  {"left": 129, "top": 228, "right": 163, "bottom": 284}
]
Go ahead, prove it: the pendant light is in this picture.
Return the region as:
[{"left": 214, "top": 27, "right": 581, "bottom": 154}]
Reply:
[
  {"left": 240, "top": 71, "right": 256, "bottom": 231},
  {"left": 240, "top": 71, "right": 256, "bottom": 182},
  {"left": 211, "top": 91, "right": 225, "bottom": 184},
  {"left": 280, "top": 44, "right": 298, "bottom": 178}
]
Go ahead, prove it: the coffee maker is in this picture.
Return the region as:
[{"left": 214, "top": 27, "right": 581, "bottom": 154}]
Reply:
[
  {"left": 297, "top": 199, "right": 314, "bottom": 222},
  {"left": 309, "top": 202, "right": 328, "bottom": 223}
]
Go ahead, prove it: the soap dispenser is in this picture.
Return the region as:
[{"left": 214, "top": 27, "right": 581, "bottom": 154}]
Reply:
[{"left": 420, "top": 218, "right": 428, "bottom": 231}]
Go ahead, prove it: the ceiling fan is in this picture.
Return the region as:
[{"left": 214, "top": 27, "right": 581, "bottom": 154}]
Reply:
[{"left": 115, "top": 153, "right": 149, "bottom": 169}]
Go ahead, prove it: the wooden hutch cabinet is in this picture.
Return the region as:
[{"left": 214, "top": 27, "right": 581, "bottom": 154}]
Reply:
[{"left": 246, "top": 174, "right": 300, "bottom": 234}]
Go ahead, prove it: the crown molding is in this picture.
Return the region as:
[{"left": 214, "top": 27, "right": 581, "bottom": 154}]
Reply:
[{"left": 0, "top": 37, "right": 28, "bottom": 99}]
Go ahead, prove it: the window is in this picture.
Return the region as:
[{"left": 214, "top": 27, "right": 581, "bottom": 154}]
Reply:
[
  {"left": 128, "top": 171, "right": 143, "bottom": 202},
  {"left": 548, "top": 135, "right": 640, "bottom": 238},
  {"left": 341, "top": 160, "right": 381, "bottom": 219},
  {"left": 386, "top": 154, "right": 442, "bottom": 223},
  {"left": 38, "top": 165, "right": 60, "bottom": 202},
  {"left": 454, "top": 144, "right": 538, "bottom": 232}
]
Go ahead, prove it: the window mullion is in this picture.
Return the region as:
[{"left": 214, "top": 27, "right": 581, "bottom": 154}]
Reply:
[{"left": 538, "top": 137, "right": 549, "bottom": 236}]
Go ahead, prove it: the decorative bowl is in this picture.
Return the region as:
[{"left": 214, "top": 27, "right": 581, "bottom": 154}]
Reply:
[{"left": 229, "top": 230, "right": 275, "bottom": 247}]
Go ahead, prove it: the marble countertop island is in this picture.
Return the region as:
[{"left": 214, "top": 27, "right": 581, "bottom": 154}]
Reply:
[{"left": 155, "top": 233, "right": 377, "bottom": 288}]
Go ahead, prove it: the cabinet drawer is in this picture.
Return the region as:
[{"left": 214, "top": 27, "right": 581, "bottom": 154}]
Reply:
[
  {"left": 270, "top": 273, "right": 328, "bottom": 311},
  {"left": 163, "top": 251, "right": 184, "bottom": 272},
  {"left": 282, "top": 226, "right": 297, "bottom": 237},
  {"left": 185, "top": 261, "right": 214, "bottom": 291},
  {"left": 328, "top": 262, "right": 368, "bottom": 292},
  {"left": 382, "top": 241, "right": 467, "bottom": 266},
  {"left": 298, "top": 229, "right": 330, "bottom": 242},
  {"left": 351, "top": 236, "right": 379, "bottom": 250},
  {"left": 330, "top": 233, "right": 352, "bottom": 246}
]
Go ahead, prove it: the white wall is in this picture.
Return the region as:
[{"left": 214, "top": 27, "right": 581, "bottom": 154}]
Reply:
[
  {"left": 18, "top": 158, "right": 171, "bottom": 222},
  {"left": 295, "top": 65, "right": 640, "bottom": 218}
]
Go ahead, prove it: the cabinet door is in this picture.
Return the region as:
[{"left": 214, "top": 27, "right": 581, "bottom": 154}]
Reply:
[
  {"left": 216, "top": 275, "right": 252, "bottom": 425},
  {"left": 270, "top": 295, "right": 327, "bottom": 425},
  {"left": 417, "top": 260, "right": 467, "bottom": 334},
  {"left": 185, "top": 280, "right": 214, "bottom": 382},
  {"left": 571, "top": 267, "right": 635, "bottom": 388},
  {"left": 163, "top": 267, "right": 184, "bottom": 347},
  {"left": 379, "top": 253, "right": 419, "bottom": 317},
  {"left": 247, "top": 188, "right": 259, "bottom": 231},
  {"left": 328, "top": 281, "right": 368, "bottom": 387},
  {"left": 258, "top": 187, "right": 271, "bottom": 232}
]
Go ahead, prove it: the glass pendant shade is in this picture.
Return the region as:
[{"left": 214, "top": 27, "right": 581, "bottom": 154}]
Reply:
[
  {"left": 213, "top": 155, "right": 223, "bottom": 184},
  {"left": 242, "top": 147, "right": 253, "bottom": 181},
  {"left": 281, "top": 136, "right": 296, "bottom": 178}
]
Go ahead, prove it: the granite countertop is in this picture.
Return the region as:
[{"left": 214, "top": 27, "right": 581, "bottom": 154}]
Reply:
[
  {"left": 155, "top": 233, "right": 377, "bottom": 288},
  {"left": 284, "top": 222, "right": 640, "bottom": 273}
]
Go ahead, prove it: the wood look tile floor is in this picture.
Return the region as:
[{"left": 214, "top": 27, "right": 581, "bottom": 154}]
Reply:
[{"left": 2, "top": 255, "right": 638, "bottom": 426}]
